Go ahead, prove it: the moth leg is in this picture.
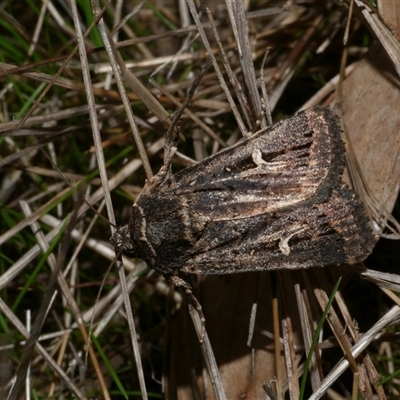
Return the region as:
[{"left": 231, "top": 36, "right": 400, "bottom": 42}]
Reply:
[
  {"left": 150, "top": 119, "right": 181, "bottom": 186},
  {"left": 156, "top": 57, "right": 213, "bottom": 183},
  {"left": 163, "top": 117, "right": 181, "bottom": 170},
  {"left": 166, "top": 274, "right": 206, "bottom": 342}
]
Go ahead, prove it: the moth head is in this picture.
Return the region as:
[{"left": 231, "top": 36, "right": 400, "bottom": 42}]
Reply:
[{"left": 110, "top": 224, "right": 136, "bottom": 258}]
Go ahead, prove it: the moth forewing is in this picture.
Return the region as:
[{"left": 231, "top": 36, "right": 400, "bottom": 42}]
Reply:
[
  {"left": 112, "top": 106, "right": 374, "bottom": 276},
  {"left": 165, "top": 106, "right": 345, "bottom": 218}
]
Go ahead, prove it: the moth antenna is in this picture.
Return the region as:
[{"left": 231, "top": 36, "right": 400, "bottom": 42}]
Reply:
[
  {"left": 167, "top": 274, "right": 206, "bottom": 342},
  {"left": 29, "top": 135, "right": 117, "bottom": 230},
  {"left": 85, "top": 251, "right": 121, "bottom": 367}
]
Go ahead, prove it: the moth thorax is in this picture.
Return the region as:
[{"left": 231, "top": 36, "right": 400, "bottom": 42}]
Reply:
[
  {"left": 129, "top": 204, "right": 143, "bottom": 239},
  {"left": 132, "top": 196, "right": 206, "bottom": 253}
]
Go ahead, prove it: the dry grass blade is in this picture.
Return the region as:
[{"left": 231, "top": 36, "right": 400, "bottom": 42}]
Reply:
[
  {"left": 309, "top": 306, "right": 400, "bottom": 400},
  {"left": 7, "top": 196, "right": 81, "bottom": 400},
  {"left": 354, "top": 0, "right": 400, "bottom": 76},
  {"left": 186, "top": 0, "right": 248, "bottom": 137},
  {"left": 0, "top": 297, "right": 87, "bottom": 400}
]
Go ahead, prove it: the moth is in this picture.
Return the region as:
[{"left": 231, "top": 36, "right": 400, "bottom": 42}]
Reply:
[{"left": 111, "top": 107, "right": 374, "bottom": 277}]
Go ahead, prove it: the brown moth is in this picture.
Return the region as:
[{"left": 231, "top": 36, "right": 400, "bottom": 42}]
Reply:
[{"left": 111, "top": 107, "right": 374, "bottom": 277}]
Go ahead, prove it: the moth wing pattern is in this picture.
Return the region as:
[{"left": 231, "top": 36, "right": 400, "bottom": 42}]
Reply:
[
  {"left": 166, "top": 106, "right": 345, "bottom": 218},
  {"left": 178, "top": 185, "right": 374, "bottom": 274},
  {"left": 122, "top": 107, "right": 374, "bottom": 274}
]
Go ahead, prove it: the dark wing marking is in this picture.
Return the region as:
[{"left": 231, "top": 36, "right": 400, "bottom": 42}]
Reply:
[
  {"left": 175, "top": 186, "right": 374, "bottom": 274},
  {"left": 160, "top": 107, "right": 344, "bottom": 219}
]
